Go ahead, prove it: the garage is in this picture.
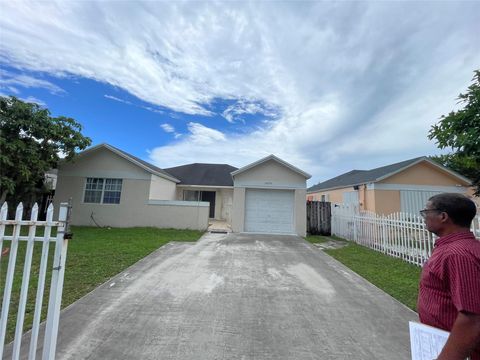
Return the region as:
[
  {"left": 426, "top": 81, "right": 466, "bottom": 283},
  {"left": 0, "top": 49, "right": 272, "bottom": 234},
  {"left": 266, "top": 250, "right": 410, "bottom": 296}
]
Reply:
[
  {"left": 245, "top": 189, "right": 294, "bottom": 233},
  {"left": 231, "top": 154, "right": 311, "bottom": 236}
]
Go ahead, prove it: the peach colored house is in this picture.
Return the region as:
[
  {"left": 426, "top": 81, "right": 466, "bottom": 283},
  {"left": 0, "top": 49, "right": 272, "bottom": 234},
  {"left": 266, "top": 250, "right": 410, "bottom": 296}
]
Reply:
[{"left": 307, "top": 157, "right": 474, "bottom": 215}]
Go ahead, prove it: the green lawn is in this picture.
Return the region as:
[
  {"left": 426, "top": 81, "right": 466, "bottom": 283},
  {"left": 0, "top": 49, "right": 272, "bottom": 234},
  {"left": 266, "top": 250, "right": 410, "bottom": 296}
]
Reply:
[
  {"left": 0, "top": 226, "right": 203, "bottom": 343},
  {"left": 306, "top": 234, "right": 346, "bottom": 244},
  {"left": 323, "top": 240, "right": 421, "bottom": 311},
  {"left": 305, "top": 234, "right": 330, "bottom": 243}
]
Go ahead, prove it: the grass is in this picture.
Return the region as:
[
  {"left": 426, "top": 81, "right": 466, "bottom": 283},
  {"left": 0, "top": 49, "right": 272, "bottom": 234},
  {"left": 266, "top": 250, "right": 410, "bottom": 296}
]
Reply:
[
  {"left": 323, "top": 239, "right": 421, "bottom": 311},
  {"left": 305, "top": 234, "right": 330, "bottom": 243},
  {"left": 0, "top": 226, "right": 203, "bottom": 344},
  {"left": 306, "top": 234, "right": 346, "bottom": 244}
]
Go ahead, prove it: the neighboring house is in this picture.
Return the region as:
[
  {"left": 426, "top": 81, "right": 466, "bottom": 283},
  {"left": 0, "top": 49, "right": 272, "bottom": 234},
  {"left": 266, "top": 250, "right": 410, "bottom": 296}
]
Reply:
[
  {"left": 54, "top": 144, "right": 311, "bottom": 235},
  {"left": 307, "top": 157, "right": 473, "bottom": 215}
]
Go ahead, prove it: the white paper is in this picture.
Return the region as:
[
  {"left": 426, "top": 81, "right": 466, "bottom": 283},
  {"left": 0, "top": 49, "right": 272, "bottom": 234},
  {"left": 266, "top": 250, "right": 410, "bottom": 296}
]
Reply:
[{"left": 409, "top": 321, "right": 450, "bottom": 360}]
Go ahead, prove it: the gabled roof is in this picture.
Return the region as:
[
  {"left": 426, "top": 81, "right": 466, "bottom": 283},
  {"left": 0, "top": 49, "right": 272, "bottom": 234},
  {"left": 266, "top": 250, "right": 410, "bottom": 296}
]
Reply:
[
  {"left": 231, "top": 154, "right": 311, "bottom": 179},
  {"left": 307, "top": 156, "right": 471, "bottom": 193},
  {"left": 164, "top": 163, "right": 238, "bottom": 186},
  {"left": 76, "top": 143, "right": 180, "bottom": 183}
]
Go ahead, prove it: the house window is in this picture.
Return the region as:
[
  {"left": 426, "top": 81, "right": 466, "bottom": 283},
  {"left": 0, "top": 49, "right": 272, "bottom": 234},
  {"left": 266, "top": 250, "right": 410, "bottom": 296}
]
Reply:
[
  {"left": 183, "top": 190, "right": 200, "bottom": 201},
  {"left": 84, "top": 178, "right": 122, "bottom": 204}
]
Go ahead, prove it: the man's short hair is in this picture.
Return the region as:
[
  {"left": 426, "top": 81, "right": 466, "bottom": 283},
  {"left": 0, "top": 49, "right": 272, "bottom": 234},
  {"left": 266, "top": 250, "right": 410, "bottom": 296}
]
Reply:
[{"left": 428, "top": 193, "right": 477, "bottom": 228}]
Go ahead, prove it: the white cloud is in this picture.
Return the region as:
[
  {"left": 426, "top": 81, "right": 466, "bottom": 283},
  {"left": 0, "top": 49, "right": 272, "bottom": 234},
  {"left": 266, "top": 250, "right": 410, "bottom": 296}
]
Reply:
[
  {"left": 104, "top": 94, "right": 165, "bottom": 114},
  {"left": 222, "top": 100, "right": 279, "bottom": 123},
  {"left": 160, "top": 123, "right": 175, "bottom": 133},
  {"left": 0, "top": 69, "right": 64, "bottom": 95},
  {"left": 1, "top": 2, "right": 479, "bottom": 183},
  {"left": 187, "top": 122, "right": 226, "bottom": 145},
  {"left": 22, "top": 96, "right": 46, "bottom": 106},
  {"left": 104, "top": 94, "right": 132, "bottom": 105}
]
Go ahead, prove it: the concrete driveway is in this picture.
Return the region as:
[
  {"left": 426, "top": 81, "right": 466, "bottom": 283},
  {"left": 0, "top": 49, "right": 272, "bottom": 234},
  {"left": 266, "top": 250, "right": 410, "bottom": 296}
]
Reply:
[{"left": 6, "top": 233, "right": 417, "bottom": 359}]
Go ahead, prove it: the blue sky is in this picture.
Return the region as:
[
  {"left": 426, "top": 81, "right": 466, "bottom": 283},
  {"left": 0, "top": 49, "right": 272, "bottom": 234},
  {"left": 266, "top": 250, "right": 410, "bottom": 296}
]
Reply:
[{"left": 1, "top": 1, "right": 479, "bottom": 186}]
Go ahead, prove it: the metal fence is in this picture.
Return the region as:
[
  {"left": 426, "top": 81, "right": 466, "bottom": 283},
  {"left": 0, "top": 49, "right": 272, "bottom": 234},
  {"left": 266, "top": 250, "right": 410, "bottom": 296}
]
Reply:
[
  {"left": 0, "top": 202, "right": 70, "bottom": 360},
  {"left": 331, "top": 203, "right": 480, "bottom": 267}
]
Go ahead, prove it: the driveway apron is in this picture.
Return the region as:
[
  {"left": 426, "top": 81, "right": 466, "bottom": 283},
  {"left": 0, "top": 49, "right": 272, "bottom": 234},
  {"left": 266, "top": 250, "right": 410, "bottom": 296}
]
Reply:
[{"left": 5, "top": 233, "right": 418, "bottom": 359}]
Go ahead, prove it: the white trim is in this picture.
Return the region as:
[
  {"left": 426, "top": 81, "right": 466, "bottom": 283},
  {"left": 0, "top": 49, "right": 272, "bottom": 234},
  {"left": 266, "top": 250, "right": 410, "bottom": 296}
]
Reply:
[
  {"left": 375, "top": 157, "right": 471, "bottom": 185},
  {"left": 177, "top": 184, "right": 233, "bottom": 189},
  {"left": 231, "top": 154, "right": 311, "bottom": 179},
  {"left": 82, "top": 177, "right": 123, "bottom": 205},
  {"left": 147, "top": 200, "right": 209, "bottom": 207},
  {"left": 367, "top": 183, "right": 467, "bottom": 192},
  {"left": 234, "top": 182, "right": 305, "bottom": 190}
]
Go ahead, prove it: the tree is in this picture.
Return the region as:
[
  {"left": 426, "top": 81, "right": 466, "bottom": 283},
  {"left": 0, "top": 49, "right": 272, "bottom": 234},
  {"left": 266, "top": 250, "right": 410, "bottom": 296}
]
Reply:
[
  {"left": 429, "top": 70, "right": 480, "bottom": 195},
  {"left": 0, "top": 96, "right": 91, "bottom": 204},
  {"left": 430, "top": 154, "right": 479, "bottom": 184}
]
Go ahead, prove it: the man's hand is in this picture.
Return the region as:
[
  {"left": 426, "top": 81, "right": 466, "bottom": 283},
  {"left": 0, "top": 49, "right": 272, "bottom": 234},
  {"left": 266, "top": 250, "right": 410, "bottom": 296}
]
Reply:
[{"left": 437, "top": 311, "right": 480, "bottom": 360}]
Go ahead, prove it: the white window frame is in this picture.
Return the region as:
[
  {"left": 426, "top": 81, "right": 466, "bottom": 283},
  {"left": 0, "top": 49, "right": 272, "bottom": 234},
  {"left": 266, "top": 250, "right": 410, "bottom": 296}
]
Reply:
[{"left": 83, "top": 178, "right": 123, "bottom": 204}]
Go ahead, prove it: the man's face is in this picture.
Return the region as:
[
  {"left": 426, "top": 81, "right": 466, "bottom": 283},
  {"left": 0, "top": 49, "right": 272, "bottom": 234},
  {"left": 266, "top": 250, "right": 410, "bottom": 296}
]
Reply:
[{"left": 421, "top": 200, "right": 444, "bottom": 235}]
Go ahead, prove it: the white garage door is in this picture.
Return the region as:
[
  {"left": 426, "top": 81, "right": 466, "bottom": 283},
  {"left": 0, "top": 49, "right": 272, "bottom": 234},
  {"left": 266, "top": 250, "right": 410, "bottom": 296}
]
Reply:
[{"left": 245, "top": 189, "right": 295, "bottom": 234}]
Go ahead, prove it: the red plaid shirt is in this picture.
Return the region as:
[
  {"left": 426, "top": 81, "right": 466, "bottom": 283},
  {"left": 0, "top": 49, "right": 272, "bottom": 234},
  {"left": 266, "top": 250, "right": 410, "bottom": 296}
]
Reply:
[{"left": 418, "top": 231, "right": 480, "bottom": 359}]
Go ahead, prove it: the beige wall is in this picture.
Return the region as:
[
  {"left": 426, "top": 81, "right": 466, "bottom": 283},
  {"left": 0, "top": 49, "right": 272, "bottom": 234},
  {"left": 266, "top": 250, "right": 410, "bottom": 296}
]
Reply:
[
  {"left": 54, "top": 147, "right": 207, "bottom": 230},
  {"left": 149, "top": 174, "right": 177, "bottom": 200},
  {"left": 380, "top": 161, "right": 469, "bottom": 186},
  {"left": 175, "top": 186, "right": 233, "bottom": 222},
  {"left": 234, "top": 159, "right": 306, "bottom": 187},
  {"left": 365, "top": 189, "right": 376, "bottom": 212},
  {"left": 232, "top": 187, "right": 246, "bottom": 232},
  {"left": 307, "top": 187, "right": 355, "bottom": 204},
  {"left": 295, "top": 189, "right": 307, "bottom": 236},
  {"left": 232, "top": 159, "right": 308, "bottom": 236},
  {"left": 373, "top": 190, "right": 401, "bottom": 215},
  {"left": 54, "top": 176, "right": 208, "bottom": 229},
  {"left": 59, "top": 147, "right": 151, "bottom": 180},
  {"left": 221, "top": 188, "right": 234, "bottom": 223}
]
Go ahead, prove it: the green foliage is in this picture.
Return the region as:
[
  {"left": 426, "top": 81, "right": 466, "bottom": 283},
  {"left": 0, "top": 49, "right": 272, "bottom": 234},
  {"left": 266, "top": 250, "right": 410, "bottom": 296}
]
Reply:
[
  {"left": 324, "top": 241, "right": 421, "bottom": 310},
  {"left": 0, "top": 226, "right": 203, "bottom": 343},
  {"left": 0, "top": 96, "right": 91, "bottom": 203},
  {"left": 305, "top": 235, "right": 330, "bottom": 243},
  {"left": 430, "top": 154, "right": 479, "bottom": 182},
  {"left": 429, "top": 70, "right": 480, "bottom": 195}
]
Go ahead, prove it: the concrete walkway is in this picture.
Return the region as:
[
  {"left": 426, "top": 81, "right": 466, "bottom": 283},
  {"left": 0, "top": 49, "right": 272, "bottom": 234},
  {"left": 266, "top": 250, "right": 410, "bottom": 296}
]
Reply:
[{"left": 5, "top": 233, "right": 417, "bottom": 359}]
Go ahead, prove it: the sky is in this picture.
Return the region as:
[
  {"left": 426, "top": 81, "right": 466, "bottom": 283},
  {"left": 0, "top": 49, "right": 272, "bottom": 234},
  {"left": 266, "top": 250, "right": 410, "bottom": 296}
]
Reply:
[{"left": 1, "top": 1, "right": 479, "bottom": 186}]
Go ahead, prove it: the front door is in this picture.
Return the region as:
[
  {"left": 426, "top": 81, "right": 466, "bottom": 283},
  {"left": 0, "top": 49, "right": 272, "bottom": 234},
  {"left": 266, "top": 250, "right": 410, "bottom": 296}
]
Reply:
[{"left": 201, "top": 191, "right": 216, "bottom": 218}]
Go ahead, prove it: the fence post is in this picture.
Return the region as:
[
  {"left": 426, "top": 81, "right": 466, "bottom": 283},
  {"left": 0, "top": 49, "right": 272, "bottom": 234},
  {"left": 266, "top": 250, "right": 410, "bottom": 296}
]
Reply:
[
  {"left": 12, "top": 203, "right": 39, "bottom": 359},
  {"left": 381, "top": 217, "right": 387, "bottom": 254},
  {"left": 0, "top": 203, "right": 23, "bottom": 355},
  {"left": 353, "top": 212, "right": 358, "bottom": 242},
  {"left": 42, "top": 202, "right": 70, "bottom": 359},
  {"left": 29, "top": 203, "right": 55, "bottom": 359}
]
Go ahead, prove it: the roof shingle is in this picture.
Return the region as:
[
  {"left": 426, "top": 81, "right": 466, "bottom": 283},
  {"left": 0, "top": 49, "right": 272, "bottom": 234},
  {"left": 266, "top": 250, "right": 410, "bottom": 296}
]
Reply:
[
  {"left": 164, "top": 163, "right": 238, "bottom": 186},
  {"left": 308, "top": 157, "right": 425, "bottom": 192}
]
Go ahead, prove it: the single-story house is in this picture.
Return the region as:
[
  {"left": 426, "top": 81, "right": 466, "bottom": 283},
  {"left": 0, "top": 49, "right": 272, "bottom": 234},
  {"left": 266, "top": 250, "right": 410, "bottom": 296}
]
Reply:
[
  {"left": 307, "top": 157, "right": 474, "bottom": 215},
  {"left": 53, "top": 143, "right": 311, "bottom": 235}
]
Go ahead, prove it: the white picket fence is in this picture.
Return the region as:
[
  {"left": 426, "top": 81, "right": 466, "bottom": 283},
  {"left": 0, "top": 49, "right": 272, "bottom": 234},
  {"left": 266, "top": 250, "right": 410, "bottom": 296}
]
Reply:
[
  {"left": 331, "top": 203, "right": 480, "bottom": 267},
  {"left": 0, "top": 202, "right": 70, "bottom": 360}
]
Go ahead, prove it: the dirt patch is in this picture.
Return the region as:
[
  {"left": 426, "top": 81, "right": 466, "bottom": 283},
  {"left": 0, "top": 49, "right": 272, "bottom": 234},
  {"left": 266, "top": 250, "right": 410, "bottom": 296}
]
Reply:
[{"left": 313, "top": 237, "right": 349, "bottom": 250}]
